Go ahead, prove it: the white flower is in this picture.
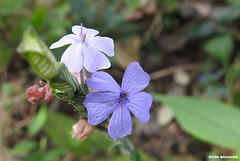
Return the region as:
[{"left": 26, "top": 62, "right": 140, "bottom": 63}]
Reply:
[{"left": 50, "top": 24, "right": 114, "bottom": 73}]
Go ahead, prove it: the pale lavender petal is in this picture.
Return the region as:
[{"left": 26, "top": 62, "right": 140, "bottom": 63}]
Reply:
[
  {"left": 126, "top": 92, "right": 152, "bottom": 123},
  {"left": 50, "top": 34, "right": 77, "bottom": 49},
  {"left": 84, "top": 91, "right": 119, "bottom": 125},
  {"left": 122, "top": 62, "right": 150, "bottom": 94},
  {"left": 86, "top": 71, "right": 121, "bottom": 92},
  {"left": 72, "top": 25, "right": 99, "bottom": 41},
  {"left": 61, "top": 44, "right": 83, "bottom": 72},
  {"left": 82, "top": 45, "right": 111, "bottom": 73},
  {"left": 108, "top": 106, "right": 132, "bottom": 139},
  {"left": 89, "top": 36, "right": 114, "bottom": 56}
]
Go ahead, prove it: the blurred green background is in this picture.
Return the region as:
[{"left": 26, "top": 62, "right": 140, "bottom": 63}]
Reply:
[{"left": 1, "top": 0, "right": 240, "bottom": 160}]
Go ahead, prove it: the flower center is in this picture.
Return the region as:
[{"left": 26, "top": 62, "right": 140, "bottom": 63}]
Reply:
[
  {"left": 119, "top": 91, "right": 128, "bottom": 106},
  {"left": 120, "top": 92, "right": 128, "bottom": 98}
]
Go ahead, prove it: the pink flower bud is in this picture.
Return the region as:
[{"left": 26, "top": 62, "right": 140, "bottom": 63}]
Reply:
[
  {"left": 26, "top": 85, "right": 44, "bottom": 104},
  {"left": 72, "top": 119, "right": 93, "bottom": 141},
  {"left": 26, "top": 82, "right": 54, "bottom": 104}
]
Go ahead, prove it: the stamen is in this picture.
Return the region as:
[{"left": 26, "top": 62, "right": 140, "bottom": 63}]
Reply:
[
  {"left": 80, "top": 23, "right": 83, "bottom": 38},
  {"left": 78, "top": 23, "right": 86, "bottom": 43},
  {"left": 82, "top": 33, "right": 86, "bottom": 43},
  {"left": 119, "top": 92, "right": 128, "bottom": 106},
  {"left": 120, "top": 92, "right": 128, "bottom": 98}
]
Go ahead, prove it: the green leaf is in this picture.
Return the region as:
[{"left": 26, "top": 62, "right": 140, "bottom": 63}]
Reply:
[
  {"left": 22, "top": 151, "right": 44, "bottom": 161},
  {"left": 202, "top": 34, "right": 233, "bottom": 67},
  {"left": 31, "top": 6, "right": 47, "bottom": 32},
  {"left": 41, "top": 148, "right": 65, "bottom": 161},
  {"left": 125, "top": 0, "right": 140, "bottom": 11},
  {"left": 17, "top": 26, "right": 58, "bottom": 80},
  {"left": 95, "top": 151, "right": 157, "bottom": 161},
  {"left": 162, "top": 156, "right": 200, "bottom": 161},
  {"left": 182, "top": 22, "right": 215, "bottom": 39},
  {"left": 1, "top": 82, "right": 14, "bottom": 95},
  {"left": 28, "top": 104, "right": 48, "bottom": 136},
  {"left": 43, "top": 111, "right": 112, "bottom": 157},
  {"left": 48, "top": 62, "right": 80, "bottom": 101},
  {"left": 11, "top": 140, "right": 37, "bottom": 156},
  {"left": 0, "top": 44, "right": 12, "bottom": 67},
  {"left": 0, "top": 0, "right": 24, "bottom": 15},
  {"left": 153, "top": 94, "right": 240, "bottom": 151}
]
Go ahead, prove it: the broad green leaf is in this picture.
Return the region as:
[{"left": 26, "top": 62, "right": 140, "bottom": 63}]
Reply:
[
  {"left": 28, "top": 104, "right": 48, "bottom": 136},
  {"left": 11, "top": 140, "right": 37, "bottom": 156},
  {"left": 153, "top": 94, "right": 240, "bottom": 151},
  {"left": 17, "top": 27, "right": 58, "bottom": 80},
  {"left": 202, "top": 34, "right": 233, "bottom": 67},
  {"left": 48, "top": 62, "right": 80, "bottom": 101}
]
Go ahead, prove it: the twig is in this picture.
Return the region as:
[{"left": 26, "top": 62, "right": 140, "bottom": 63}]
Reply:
[{"left": 150, "top": 63, "right": 201, "bottom": 80}]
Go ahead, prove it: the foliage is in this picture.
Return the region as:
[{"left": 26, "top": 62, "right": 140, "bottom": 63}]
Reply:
[
  {"left": 153, "top": 94, "right": 240, "bottom": 151},
  {"left": 203, "top": 34, "right": 233, "bottom": 67},
  {"left": 3, "top": 0, "right": 240, "bottom": 160}
]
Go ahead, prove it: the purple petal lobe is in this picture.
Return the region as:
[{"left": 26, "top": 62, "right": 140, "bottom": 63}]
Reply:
[
  {"left": 84, "top": 91, "right": 119, "bottom": 125},
  {"left": 50, "top": 34, "right": 77, "bottom": 49},
  {"left": 90, "top": 36, "right": 115, "bottom": 56},
  {"left": 61, "top": 44, "right": 83, "bottom": 72},
  {"left": 72, "top": 25, "right": 99, "bottom": 41},
  {"left": 122, "top": 62, "right": 150, "bottom": 94},
  {"left": 82, "top": 45, "right": 111, "bottom": 73},
  {"left": 108, "top": 106, "right": 132, "bottom": 139},
  {"left": 86, "top": 71, "right": 121, "bottom": 92},
  {"left": 127, "top": 92, "right": 152, "bottom": 123}
]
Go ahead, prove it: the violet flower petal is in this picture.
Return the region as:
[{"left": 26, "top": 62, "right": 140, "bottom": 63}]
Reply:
[
  {"left": 61, "top": 44, "right": 83, "bottom": 72},
  {"left": 127, "top": 92, "right": 153, "bottom": 123},
  {"left": 72, "top": 25, "right": 99, "bottom": 41},
  {"left": 121, "top": 62, "right": 150, "bottom": 94},
  {"left": 84, "top": 91, "right": 119, "bottom": 125},
  {"left": 82, "top": 45, "right": 111, "bottom": 73},
  {"left": 108, "top": 106, "right": 132, "bottom": 139},
  {"left": 86, "top": 71, "right": 121, "bottom": 92},
  {"left": 49, "top": 34, "right": 77, "bottom": 49},
  {"left": 90, "top": 36, "right": 114, "bottom": 56}
]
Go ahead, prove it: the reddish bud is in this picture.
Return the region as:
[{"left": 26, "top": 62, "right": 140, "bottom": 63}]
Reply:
[
  {"left": 26, "top": 82, "right": 54, "bottom": 104},
  {"left": 43, "top": 84, "right": 55, "bottom": 102},
  {"left": 72, "top": 119, "right": 93, "bottom": 141},
  {"left": 26, "top": 85, "right": 44, "bottom": 104}
]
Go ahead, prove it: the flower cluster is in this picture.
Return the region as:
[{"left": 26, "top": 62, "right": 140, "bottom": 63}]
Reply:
[{"left": 30, "top": 24, "right": 153, "bottom": 139}]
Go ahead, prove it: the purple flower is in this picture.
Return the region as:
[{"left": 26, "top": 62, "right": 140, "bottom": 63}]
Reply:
[
  {"left": 50, "top": 24, "right": 114, "bottom": 73},
  {"left": 84, "top": 62, "right": 153, "bottom": 139}
]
